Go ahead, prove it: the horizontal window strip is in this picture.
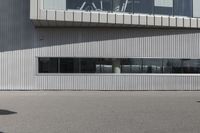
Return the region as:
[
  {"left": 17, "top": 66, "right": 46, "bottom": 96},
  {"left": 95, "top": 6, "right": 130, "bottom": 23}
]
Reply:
[
  {"left": 43, "top": 0, "right": 193, "bottom": 17},
  {"left": 38, "top": 57, "right": 200, "bottom": 74}
]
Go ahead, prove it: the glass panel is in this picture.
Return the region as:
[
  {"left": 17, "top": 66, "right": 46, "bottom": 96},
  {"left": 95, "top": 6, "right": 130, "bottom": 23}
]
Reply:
[
  {"left": 163, "top": 59, "right": 182, "bottom": 73},
  {"left": 134, "top": 0, "right": 154, "bottom": 14},
  {"left": 182, "top": 59, "right": 200, "bottom": 73},
  {"left": 67, "top": 0, "right": 112, "bottom": 11},
  {"left": 44, "top": 0, "right": 66, "bottom": 10},
  {"left": 142, "top": 59, "right": 163, "bottom": 73},
  {"left": 162, "top": 59, "right": 173, "bottom": 73},
  {"left": 39, "top": 58, "right": 58, "bottom": 73},
  {"left": 174, "top": 0, "right": 193, "bottom": 17},
  {"left": 113, "top": 0, "right": 133, "bottom": 12},
  {"left": 60, "top": 58, "right": 74, "bottom": 73},
  {"left": 130, "top": 59, "right": 142, "bottom": 73},
  {"left": 121, "top": 59, "right": 131, "bottom": 73},
  {"left": 154, "top": 7, "right": 173, "bottom": 15},
  {"left": 39, "top": 58, "right": 200, "bottom": 74},
  {"left": 121, "top": 59, "right": 142, "bottom": 73},
  {"left": 101, "top": 58, "right": 113, "bottom": 73},
  {"left": 154, "top": 0, "right": 173, "bottom": 15},
  {"left": 80, "top": 58, "right": 97, "bottom": 73}
]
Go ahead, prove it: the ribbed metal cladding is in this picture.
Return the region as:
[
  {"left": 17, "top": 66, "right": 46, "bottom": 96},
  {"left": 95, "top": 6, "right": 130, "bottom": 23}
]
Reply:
[{"left": 1, "top": 0, "right": 200, "bottom": 90}]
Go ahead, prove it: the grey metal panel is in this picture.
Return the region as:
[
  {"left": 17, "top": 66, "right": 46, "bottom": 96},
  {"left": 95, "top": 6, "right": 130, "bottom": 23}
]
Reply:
[{"left": 34, "top": 75, "right": 200, "bottom": 91}]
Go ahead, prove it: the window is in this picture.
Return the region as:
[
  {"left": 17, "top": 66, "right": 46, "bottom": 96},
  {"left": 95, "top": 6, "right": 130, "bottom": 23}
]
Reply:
[
  {"left": 163, "top": 59, "right": 182, "bottom": 73},
  {"left": 67, "top": 0, "right": 112, "bottom": 11},
  {"left": 134, "top": 0, "right": 154, "bottom": 14},
  {"left": 101, "top": 58, "right": 113, "bottom": 73},
  {"left": 80, "top": 58, "right": 97, "bottom": 73},
  {"left": 38, "top": 57, "right": 200, "bottom": 74},
  {"left": 60, "top": 58, "right": 75, "bottom": 73},
  {"left": 43, "top": 0, "right": 196, "bottom": 18},
  {"left": 39, "top": 58, "right": 58, "bottom": 73},
  {"left": 154, "top": 0, "right": 173, "bottom": 15},
  {"left": 121, "top": 59, "right": 142, "bottom": 73},
  {"left": 174, "top": 0, "right": 193, "bottom": 17},
  {"left": 142, "top": 59, "right": 163, "bottom": 73},
  {"left": 182, "top": 59, "right": 200, "bottom": 73},
  {"left": 113, "top": 0, "right": 133, "bottom": 12}
]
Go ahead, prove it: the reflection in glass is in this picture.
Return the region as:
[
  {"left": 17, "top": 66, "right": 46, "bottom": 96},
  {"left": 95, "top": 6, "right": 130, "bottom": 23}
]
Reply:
[
  {"left": 101, "top": 59, "right": 113, "bottom": 73},
  {"left": 38, "top": 58, "right": 200, "bottom": 74},
  {"left": 142, "top": 59, "right": 163, "bottom": 73},
  {"left": 67, "top": 0, "right": 112, "bottom": 11},
  {"left": 113, "top": 0, "right": 133, "bottom": 12},
  {"left": 43, "top": 0, "right": 195, "bottom": 18},
  {"left": 121, "top": 59, "right": 142, "bottom": 73},
  {"left": 182, "top": 59, "right": 200, "bottom": 73},
  {"left": 163, "top": 59, "right": 182, "bottom": 73}
]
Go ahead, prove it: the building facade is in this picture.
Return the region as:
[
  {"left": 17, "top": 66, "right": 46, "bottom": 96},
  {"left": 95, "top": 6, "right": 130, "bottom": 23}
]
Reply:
[{"left": 1, "top": 0, "right": 200, "bottom": 90}]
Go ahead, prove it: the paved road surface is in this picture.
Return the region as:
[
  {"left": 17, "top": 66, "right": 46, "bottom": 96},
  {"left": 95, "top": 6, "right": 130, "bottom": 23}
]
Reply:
[{"left": 0, "top": 91, "right": 200, "bottom": 133}]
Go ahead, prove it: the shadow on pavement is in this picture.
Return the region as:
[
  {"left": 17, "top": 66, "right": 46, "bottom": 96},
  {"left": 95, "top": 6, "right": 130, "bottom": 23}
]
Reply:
[
  {"left": 0, "top": 109, "right": 17, "bottom": 115},
  {"left": 196, "top": 101, "right": 200, "bottom": 103}
]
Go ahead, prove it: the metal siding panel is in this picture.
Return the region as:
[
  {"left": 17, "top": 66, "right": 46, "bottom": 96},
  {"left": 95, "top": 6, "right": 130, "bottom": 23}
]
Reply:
[{"left": 2, "top": 0, "right": 200, "bottom": 90}]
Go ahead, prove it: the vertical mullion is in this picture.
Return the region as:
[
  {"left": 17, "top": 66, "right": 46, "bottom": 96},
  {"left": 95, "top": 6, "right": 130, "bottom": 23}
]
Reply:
[
  {"left": 58, "top": 58, "right": 60, "bottom": 73},
  {"left": 132, "top": 0, "right": 134, "bottom": 13},
  {"left": 152, "top": 0, "right": 154, "bottom": 15},
  {"left": 172, "top": 0, "right": 175, "bottom": 16}
]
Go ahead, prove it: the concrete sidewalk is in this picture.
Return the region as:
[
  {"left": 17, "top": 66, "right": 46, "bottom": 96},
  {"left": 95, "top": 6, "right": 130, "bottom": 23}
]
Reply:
[{"left": 0, "top": 91, "right": 200, "bottom": 133}]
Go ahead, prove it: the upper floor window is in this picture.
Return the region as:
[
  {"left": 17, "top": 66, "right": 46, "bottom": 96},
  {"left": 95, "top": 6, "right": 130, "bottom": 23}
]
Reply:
[
  {"left": 173, "top": 0, "right": 193, "bottom": 17},
  {"left": 154, "top": 0, "right": 173, "bottom": 15},
  {"left": 43, "top": 0, "right": 195, "bottom": 17},
  {"left": 134, "top": 0, "right": 154, "bottom": 14},
  {"left": 67, "top": 0, "right": 112, "bottom": 11}
]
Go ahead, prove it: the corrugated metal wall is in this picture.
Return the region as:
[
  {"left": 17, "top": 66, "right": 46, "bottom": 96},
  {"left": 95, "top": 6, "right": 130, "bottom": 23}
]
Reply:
[{"left": 1, "top": 0, "right": 200, "bottom": 90}]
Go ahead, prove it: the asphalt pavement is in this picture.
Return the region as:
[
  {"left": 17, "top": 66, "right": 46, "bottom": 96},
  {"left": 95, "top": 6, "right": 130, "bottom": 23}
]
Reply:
[{"left": 0, "top": 91, "right": 200, "bottom": 133}]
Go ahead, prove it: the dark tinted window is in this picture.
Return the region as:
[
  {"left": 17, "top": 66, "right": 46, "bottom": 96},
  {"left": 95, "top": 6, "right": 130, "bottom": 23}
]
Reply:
[
  {"left": 174, "top": 0, "right": 193, "bottom": 17},
  {"left": 60, "top": 58, "right": 74, "bottom": 73},
  {"left": 134, "top": 0, "right": 154, "bottom": 14},
  {"left": 38, "top": 57, "right": 200, "bottom": 74},
  {"left": 39, "top": 58, "right": 58, "bottom": 73},
  {"left": 182, "top": 59, "right": 200, "bottom": 73},
  {"left": 154, "top": 7, "right": 173, "bottom": 15},
  {"left": 163, "top": 59, "right": 183, "bottom": 73},
  {"left": 80, "top": 58, "right": 97, "bottom": 73},
  {"left": 101, "top": 58, "right": 113, "bottom": 73}
]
